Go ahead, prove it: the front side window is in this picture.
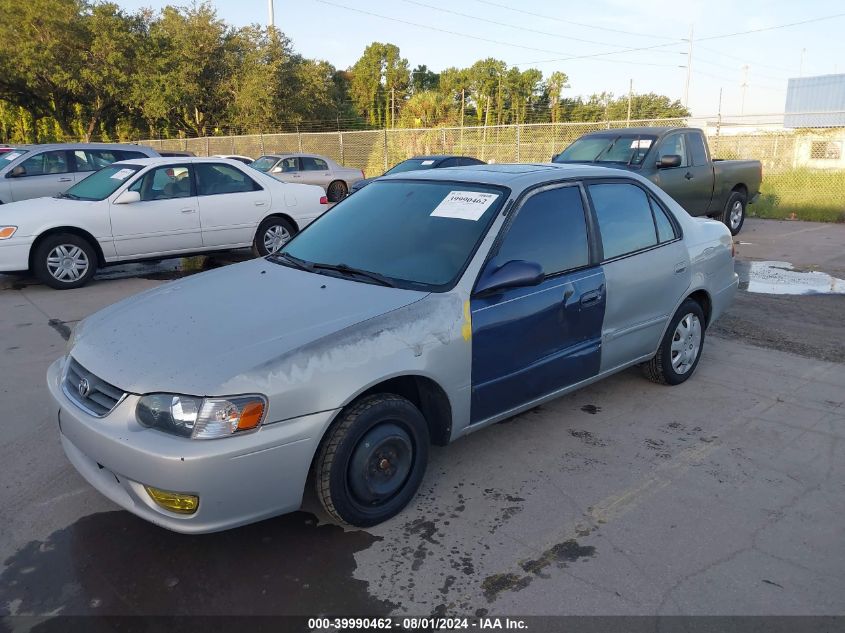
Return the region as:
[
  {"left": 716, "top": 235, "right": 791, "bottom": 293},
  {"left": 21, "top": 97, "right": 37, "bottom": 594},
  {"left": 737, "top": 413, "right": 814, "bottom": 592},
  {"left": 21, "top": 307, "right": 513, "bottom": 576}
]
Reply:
[
  {"left": 686, "top": 133, "right": 708, "bottom": 166},
  {"left": 18, "top": 150, "right": 69, "bottom": 176},
  {"left": 195, "top": 163, "right": 258, "bottom": 195},
  {"left": 589, "top": 183, "right": 658, "bottom": 259},
  {"left": 281, "top": 180, "right": 507, "bottom": 290},
  {"left": 496, "top": 186, "right": 589, "bottom": 275},
  {"left": 62, "top": 164, "right": 142, "bottom": 201},
  {"left": 129, "top": 165, "right": 192, "bottom": 201},
  {"left": 250, "top": 156, "right": 280, "bottom": 172},
  {"left": 658, "top": 134, "right": 689, "bottom": 167},
  {"left": 301, "top": 157, "right": 329, "bottom": 171}
]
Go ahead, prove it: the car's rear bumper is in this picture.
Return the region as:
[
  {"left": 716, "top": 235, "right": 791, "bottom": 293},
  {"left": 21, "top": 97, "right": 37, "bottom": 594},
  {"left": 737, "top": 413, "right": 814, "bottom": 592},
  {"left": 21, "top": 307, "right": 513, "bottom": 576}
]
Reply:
[
  {"left": 47, "top": 356, "right": 337, "bottom": 533},
  {"left": 710, "top": 272, "right": 739, "bottom": 326},
  {"left": 0, "top": 237, "right": 32, "bottom": 272}
]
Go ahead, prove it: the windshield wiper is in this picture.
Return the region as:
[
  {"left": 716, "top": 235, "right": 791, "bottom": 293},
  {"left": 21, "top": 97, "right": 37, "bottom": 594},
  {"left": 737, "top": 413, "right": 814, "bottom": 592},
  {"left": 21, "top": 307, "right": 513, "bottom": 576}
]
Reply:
[
  {"left": 268, "top": 251, "right": 315, "bottom": 272},
  {"left": 57, "top": 192, "right": 80, "bottom": 200},
  {"left": 312, "top": 262, "right": 397, "bottom": 287},
  {"left": 593, "top": 136, "right": 621, "bottom": 162}
]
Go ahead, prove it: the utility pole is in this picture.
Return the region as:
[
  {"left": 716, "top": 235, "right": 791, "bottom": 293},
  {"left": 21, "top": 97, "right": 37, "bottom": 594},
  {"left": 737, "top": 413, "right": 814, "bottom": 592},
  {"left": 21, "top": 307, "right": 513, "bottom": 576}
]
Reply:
[
  {"left": 683, "top": 24, "right": 694, "bottom": 107},
  {"left": 627, "top": 79, "right": 633, "bottom": 126},
  {"left": 799, "top": 48, "right": 807, "bottom": 77},
  {"left": 740, "top": 65, "right": 749, "bottom": 115},
  {"left": 268, "top": 0, "right": 275, "bottom": 28},
  {"left": 390, "top": 88, "right": 395, "bottom": 129}
]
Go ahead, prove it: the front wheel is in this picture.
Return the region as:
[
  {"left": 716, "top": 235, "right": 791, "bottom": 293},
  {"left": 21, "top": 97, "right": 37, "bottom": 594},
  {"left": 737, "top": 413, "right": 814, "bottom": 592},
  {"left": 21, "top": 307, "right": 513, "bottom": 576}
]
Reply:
[
  {"left": 723, "top": 191, "right": 747, "bottom": 236},
  {"left": 32, "top": 233, "right": 97, "bottom": 289},
  {"left": 643, "top": 299, "right": 706, "bottom": 385},
  {"left": 315, "top": 394, "right": 430, "bottom": 526},
  {"left": 253, "top": 216, "right": 297, "bottom": 256},
  {"left": 326, "top": 180, "right": 348, "bottom": 203}
]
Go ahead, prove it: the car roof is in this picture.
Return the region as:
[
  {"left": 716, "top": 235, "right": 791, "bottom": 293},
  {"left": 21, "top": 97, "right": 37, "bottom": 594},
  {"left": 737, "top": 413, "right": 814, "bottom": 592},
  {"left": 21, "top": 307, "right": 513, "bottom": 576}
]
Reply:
[
  {"left": 578, "top": 127, "right": 693, "bottom": 137},
  {"left": 401, "top": 155, "right": 479, "bottom": 161},
  {"left": 112, "top": 157, "right": 254, "bottom": 167},
  {"left": 379, "top": 162, "right": 629, "bottom": 188},
  {"left": 259, "top": 153, "right": 333, "bottom": 160},
  {"left": 10, "top": 142, "right": 157, "bottom": 151}
]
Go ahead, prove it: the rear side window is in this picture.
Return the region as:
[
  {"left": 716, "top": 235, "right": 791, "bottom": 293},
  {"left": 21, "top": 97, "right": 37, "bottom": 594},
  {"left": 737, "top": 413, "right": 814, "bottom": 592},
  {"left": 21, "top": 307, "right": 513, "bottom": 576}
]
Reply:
[
  {"left": 496, "top": 186, "right": 589, "bottom": 275},
  {"left": 120, "top": 150, "right": 150, "bottom": 160},
  {"left": 301, "top": 157, "right": 329, "bottom": 171},
  {"left": 686, "top": 133, "right": 708, "bottom": 166},
  {"left": 195, "top": 163, "right": 260, "bottom": 195},
  {"left": 651, "top": 199, "right": 678, "bottom": 242},
  {"left": 589, "top": 183, "right": 658, "bottom": 259}
]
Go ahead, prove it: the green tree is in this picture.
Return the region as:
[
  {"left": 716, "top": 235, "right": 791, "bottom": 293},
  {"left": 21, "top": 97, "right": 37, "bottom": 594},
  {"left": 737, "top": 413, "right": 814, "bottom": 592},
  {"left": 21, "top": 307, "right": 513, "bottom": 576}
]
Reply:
[
  {"left": 411, "top": 65, "right": 439, "bottom": 93},
  {"left": 545, "top": 71, "right": 570, "bottom": 123}
]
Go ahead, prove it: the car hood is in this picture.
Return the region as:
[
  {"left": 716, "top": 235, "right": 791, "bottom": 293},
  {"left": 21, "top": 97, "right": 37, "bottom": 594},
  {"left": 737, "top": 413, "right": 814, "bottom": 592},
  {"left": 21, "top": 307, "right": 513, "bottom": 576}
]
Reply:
[
  {"left": 70, "top": 258, "right": 428, "bottom": 395},
  {"left": 0, "top": 196, "right": 99, "bottom": 226}
]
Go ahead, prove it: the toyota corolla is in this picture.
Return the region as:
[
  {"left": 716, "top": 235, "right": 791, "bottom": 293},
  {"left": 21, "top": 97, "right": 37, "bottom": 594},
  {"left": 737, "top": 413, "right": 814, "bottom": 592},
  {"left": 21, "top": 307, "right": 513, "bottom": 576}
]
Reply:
[{"left": 47, "top": 163, "right": 737, "bottom": 532}]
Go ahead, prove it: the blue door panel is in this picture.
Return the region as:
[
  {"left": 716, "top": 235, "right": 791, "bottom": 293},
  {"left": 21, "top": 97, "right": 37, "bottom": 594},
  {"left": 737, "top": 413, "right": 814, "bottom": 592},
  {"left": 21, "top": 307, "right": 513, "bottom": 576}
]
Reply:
[{"left": 470, "top": 267, "right": 606, "bottom": 423}]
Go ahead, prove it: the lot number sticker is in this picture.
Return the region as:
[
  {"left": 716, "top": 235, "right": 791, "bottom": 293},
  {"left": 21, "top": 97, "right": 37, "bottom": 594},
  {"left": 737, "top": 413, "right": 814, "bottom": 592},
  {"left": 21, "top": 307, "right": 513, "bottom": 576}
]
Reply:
[
  {"left": 420, "top": 160, "right": 435, "bottom": 165},
  {"left": 431, "top": 191, "right": 499, "bottom": 221},
  {"left": 110, "top": 168, "right": 135, "bottom": 180},
  {"left": 3, "top": 152, "right": 21, "bottom": 161}
]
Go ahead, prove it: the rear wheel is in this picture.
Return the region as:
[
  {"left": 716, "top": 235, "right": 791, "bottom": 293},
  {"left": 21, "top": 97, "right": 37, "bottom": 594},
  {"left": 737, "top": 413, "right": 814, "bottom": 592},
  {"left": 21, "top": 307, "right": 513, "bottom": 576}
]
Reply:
[
  {"left": 644, "top": 299, "right": 706, "bottom": 385},
  {"left": 32, "top": 233, "right": 97, "bottom": 289},
  {"left": 326, "top": 180, "right": 348, "bottom": 203},
  {"left": 723, "top": 190, "right": 747, "bottom": 235},
  {"left": 315, "top": 394, "right": 429, "bottom": 526},
  {"left": 254, "top": 216, "right": 297, "bottom": 256}
]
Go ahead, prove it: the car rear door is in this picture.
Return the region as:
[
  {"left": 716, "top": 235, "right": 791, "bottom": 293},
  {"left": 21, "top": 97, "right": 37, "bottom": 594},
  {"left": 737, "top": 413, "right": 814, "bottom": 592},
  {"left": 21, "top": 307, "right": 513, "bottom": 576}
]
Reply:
[
  {"left": 9, "top": 150, "right": 75, "bottom": 201},
  {"left": 195, "top": 162, "right": 270, "bottom": 248},
  {"left": 586, "top": 180, "right": 690, "bottom": 372},
  {"left": 109, "top": 164, "right": 202, "bottom": 257},
  {"left": 470, "top": 183, "right": 605, "bottom": 423},
  {"left": 298, "top": 156, "right": 332, "bottom": 188}
]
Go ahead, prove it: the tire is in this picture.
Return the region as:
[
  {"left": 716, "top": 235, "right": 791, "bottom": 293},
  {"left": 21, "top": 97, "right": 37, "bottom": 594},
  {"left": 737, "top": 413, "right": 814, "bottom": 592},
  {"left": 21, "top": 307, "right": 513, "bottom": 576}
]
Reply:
[
  {"left": 32, "top": 233, "right": 97, "bottom": 290},
  {"left": 723, "top": 190, "right": 747, "bottom": 236},
  {"left": 644, "top": 299, "right": 706, "bottom": 386},
  {"left": 326, "top": 180, "right": 348, "bottom": 203},
  {"left": 253, "top": 216, "right": 297, "bottom": 256},
  {"left": 315, "top": 394, "right": 430, "bottom": 527}
]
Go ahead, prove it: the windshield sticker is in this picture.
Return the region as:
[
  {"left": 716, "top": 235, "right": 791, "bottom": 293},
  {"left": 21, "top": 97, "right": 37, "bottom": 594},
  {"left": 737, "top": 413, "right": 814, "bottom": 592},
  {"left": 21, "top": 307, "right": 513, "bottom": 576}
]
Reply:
[
  {"left": 420, "top": 160, "right": 435, "bottom": 165},
  {"left": 431, "top": 191, "right": 499, "bottom": 221},
  {"left": 110, "top": 168, "right": 134, "bottom": 180},
  {"left": 630, "top": 139, "right": 652, "bottom": 149},
  {"left": 2, "top": 152, "right": 21, "bottom": 161}
]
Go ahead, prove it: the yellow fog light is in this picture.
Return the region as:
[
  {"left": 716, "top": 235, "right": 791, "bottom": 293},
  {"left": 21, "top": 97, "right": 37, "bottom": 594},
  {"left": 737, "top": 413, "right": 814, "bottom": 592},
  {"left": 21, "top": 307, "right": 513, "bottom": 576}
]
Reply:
[{"left": 144, "top": 486, "right": 199, "bottom": 514}]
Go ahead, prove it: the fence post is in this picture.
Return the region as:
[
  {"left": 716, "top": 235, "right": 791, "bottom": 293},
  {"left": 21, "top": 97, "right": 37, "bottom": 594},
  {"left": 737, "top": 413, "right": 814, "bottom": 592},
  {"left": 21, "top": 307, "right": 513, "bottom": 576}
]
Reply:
[
  {"left": 259, "top": 132, "right": 265, "bottom": 155},
  {"left": 231, "top": 135, "right": 236, "bottom": 154},
  {"left": 339, "top": 131, "right": 344, "bottom": 164},
  {"left": 516, "top": 124, "right": 521, "bottom": 162},
  {"left": 297, "top": 125, "right": 303, "bottom": 152},
  {"left": 205, "top": 136, "right": 210, "bottom": 157},
  {"left": 383, "top": 128, "right": 388, "bottom": 171},
  {"left": 441, "top": 128, "right": 446, "bottom": 152}
]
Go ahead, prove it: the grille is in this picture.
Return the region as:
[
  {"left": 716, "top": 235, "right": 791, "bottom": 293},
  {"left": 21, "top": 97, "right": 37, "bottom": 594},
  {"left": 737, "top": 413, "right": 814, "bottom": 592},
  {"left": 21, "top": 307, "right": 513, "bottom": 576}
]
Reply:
[{"left": 63, "top": 358, "right": 127, "bottom": 417}]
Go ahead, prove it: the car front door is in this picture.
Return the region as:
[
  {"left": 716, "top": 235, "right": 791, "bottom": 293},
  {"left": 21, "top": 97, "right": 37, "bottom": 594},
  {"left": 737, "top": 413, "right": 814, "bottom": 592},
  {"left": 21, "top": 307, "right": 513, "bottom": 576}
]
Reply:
[
  {"left": 470, "top": 183, "right": 605, "bottom": 424},
  {"left": 299, "top": 156, "right": 332, "bottom": 188},
  {"left": 586, "top": 180, "right": 691, "bottom": 372},
  {"left": 9, "top": 150, "right": 75, "bottom": 201},
  {"left": 195, "top": 162, "right": 270, "bottom": 247},
  {"left": 652, "top": 132, "right": 706, "bottom": 215},
  {"left": 109, "top": 165, "right": 202, "bottom": 257},
  {"left": 270, "top": 157, "right": 302, "bottom": 183}
]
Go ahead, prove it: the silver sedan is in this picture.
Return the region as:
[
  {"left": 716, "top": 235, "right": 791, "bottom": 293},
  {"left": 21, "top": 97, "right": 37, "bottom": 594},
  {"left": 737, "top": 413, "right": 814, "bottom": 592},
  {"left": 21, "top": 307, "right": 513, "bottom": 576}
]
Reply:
[
  {"left": 250, "top": 153, "right": 364, "bottom": 202},
  {"left": 47, "top": 163, "right": 737, "bottom": 532}
]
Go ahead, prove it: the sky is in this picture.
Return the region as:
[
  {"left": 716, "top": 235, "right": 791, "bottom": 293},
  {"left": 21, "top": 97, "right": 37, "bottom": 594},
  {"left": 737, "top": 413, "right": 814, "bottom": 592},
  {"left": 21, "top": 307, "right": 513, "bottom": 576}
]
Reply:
[{"left": 116, "top": 0, "right": 845, "bottom": 118}]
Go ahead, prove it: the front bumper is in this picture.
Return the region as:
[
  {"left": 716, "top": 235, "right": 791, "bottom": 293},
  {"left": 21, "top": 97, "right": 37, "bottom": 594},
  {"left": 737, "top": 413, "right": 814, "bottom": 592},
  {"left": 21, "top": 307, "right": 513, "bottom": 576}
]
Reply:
[
  {"left": 0, "top": 237, "right": 33, "bottom": 273},
  {"left": 47, "top": 357, "right": 338, "bottom": 533}
]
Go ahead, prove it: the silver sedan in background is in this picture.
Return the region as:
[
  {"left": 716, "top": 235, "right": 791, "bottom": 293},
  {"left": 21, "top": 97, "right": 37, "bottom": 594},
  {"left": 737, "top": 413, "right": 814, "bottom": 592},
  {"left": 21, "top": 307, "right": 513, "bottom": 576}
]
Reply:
[{"left": 250, "top": 153, "right": 364, "bottom": 202}]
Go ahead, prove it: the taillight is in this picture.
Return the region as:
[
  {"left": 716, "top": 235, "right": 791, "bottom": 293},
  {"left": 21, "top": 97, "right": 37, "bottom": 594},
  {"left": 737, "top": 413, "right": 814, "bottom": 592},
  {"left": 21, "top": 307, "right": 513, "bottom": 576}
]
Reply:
[{"left": 320, "top": 195, "right": 328, "bottom": 204}]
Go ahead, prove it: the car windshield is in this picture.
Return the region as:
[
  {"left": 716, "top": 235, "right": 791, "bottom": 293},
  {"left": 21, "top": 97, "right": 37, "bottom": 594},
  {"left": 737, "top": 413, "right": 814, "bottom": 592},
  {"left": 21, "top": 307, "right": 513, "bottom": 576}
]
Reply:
[
  {"left": 280, "top": 180, "right": 508, "bottom": 291},
  {"left": 250, "top": 156, "right": 279, "bottom": 172},
  {"left": 554, "top": 135, "right": 657, "bottom": 165},
  {"left": 62, "top": 164, "right": 142, "bottom": 201},
  {"left": 384, "top": 159, "right": 440, "bottom": 175}
]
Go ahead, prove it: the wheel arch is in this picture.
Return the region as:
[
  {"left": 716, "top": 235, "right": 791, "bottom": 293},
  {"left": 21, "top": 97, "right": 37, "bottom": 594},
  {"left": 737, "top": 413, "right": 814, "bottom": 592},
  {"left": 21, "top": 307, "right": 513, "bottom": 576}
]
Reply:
[
  {"left": 259, "top": 212, "right": 299, "bottom": 233},
  {"left": 731, "top": 183, "right": 748, "bottom": 197},
  {"left": 686, "top": 288, "right": 713, "bottom": 327},
  {"left": 30, "top": 226, "right": 104, "bottom": 269}
]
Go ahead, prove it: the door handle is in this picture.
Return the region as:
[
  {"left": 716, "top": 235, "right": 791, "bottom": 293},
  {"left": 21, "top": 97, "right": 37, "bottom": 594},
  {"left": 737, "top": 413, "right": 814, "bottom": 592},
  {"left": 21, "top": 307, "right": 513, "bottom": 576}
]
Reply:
[
  {"left": 580, "top": 289, "right": 602, "bottom": 307},
  {"left": 180, "top": 208, "right": 195, "bottom": 213},
  {"left": 684, "top": 172, "right": 693, "bottom": 180},
  {"left": 58, "top": 177, "right": 73, "bottom": 182},
  {"left": 674, "top": 261, "right": 688, "bottom": 273},
  {"left": 254, "top": 201, "right": 267, "bottom": 206}
]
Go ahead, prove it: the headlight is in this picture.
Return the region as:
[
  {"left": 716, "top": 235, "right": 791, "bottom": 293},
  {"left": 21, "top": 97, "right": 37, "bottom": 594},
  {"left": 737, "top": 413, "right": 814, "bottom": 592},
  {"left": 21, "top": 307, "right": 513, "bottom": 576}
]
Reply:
[
  {"left": 136, "top": 394, "right": 267, "bottom": 439},
  {"left": 0, "top": 226, "right": 16, "bottom": 239}
]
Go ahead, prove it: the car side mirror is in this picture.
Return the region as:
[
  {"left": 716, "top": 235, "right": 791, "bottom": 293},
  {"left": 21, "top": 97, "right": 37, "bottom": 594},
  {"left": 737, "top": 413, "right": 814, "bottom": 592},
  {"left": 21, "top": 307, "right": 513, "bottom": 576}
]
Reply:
[
  {"left": 271, "top": 166, "right": 283, "bottom": 173},
  {"left": 657, "top": 154, "right": 682, "bottom": 168},
  {"left": 113, "top": 190, "right": 141, "bottom": 204},
  {"left": 6, "top": 165, "right": 25, "bottom": 178},
  {"left": 474, "top": 260, "right": 544, "bottom": 296}
]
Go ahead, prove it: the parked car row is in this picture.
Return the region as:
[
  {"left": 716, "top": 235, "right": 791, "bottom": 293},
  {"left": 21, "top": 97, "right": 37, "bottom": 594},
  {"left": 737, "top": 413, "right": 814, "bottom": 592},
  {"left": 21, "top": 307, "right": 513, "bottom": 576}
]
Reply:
[{"left": 45, "top": 161, "right": 738, "bottom": 531}]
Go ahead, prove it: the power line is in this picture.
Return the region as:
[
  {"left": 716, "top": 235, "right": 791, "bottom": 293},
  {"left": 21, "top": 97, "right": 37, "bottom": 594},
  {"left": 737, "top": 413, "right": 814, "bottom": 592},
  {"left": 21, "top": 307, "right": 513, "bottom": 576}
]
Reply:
[
  {"left": 314, "top": 0, "right": 683, "bottom": 68},
  {"left": 696, "top": 12, "right": 845, "bottom": 41},
  {"left": 469, "top": 0, "right": 678, "bottom": 41}
]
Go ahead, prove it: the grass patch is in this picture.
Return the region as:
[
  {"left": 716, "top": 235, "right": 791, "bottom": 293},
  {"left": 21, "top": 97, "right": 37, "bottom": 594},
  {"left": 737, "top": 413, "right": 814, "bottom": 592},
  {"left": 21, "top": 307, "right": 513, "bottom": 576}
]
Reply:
[{"left": 749, "top": 169, "right": 845, "bottom": 223}]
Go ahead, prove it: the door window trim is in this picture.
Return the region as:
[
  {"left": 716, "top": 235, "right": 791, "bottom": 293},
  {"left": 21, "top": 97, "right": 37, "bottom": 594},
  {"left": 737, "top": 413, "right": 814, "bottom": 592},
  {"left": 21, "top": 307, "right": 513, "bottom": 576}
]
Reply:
[
  {"left": 194, "top": 162, "right": 264, "bottom": 196},
  {"left": 656, "top": 131, "right": 690, "bottom": 169},
  {"left": 582, "top": 177, "right": 683, "bottom": 264},
  {"left": 128, "top": 164, "right": 196, "bottom": 201},
  {"left": 13, "top": 150, "right": 73, "bottom": 177}
]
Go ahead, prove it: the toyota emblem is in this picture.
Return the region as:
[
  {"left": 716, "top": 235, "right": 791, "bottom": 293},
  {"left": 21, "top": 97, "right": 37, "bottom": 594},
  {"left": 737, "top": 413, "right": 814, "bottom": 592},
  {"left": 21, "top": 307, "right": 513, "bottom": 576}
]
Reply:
[{"left": 78, "top": 378, "right": 91, "bottom": 398}]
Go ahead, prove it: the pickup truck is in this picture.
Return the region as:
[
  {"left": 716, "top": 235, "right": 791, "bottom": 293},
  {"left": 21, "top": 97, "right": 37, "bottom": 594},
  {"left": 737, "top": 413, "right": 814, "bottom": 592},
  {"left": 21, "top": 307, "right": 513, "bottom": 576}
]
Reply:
[{"left": 552, "top": 127, "right": 761, "bottom": 235}]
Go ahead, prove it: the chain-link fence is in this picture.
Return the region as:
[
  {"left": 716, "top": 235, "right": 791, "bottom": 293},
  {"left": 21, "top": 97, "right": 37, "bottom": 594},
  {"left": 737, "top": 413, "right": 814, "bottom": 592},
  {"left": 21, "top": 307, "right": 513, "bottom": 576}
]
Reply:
[{"left": 141, "top": 113, "right": 845, "bottom": 222}]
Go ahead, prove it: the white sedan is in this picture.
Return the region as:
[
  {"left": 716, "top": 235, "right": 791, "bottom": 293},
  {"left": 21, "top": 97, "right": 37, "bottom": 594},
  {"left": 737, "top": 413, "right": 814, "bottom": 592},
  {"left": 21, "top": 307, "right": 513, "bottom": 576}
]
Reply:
[{"left": 0, "top": 157, "right": 328, "bottom": 289}]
